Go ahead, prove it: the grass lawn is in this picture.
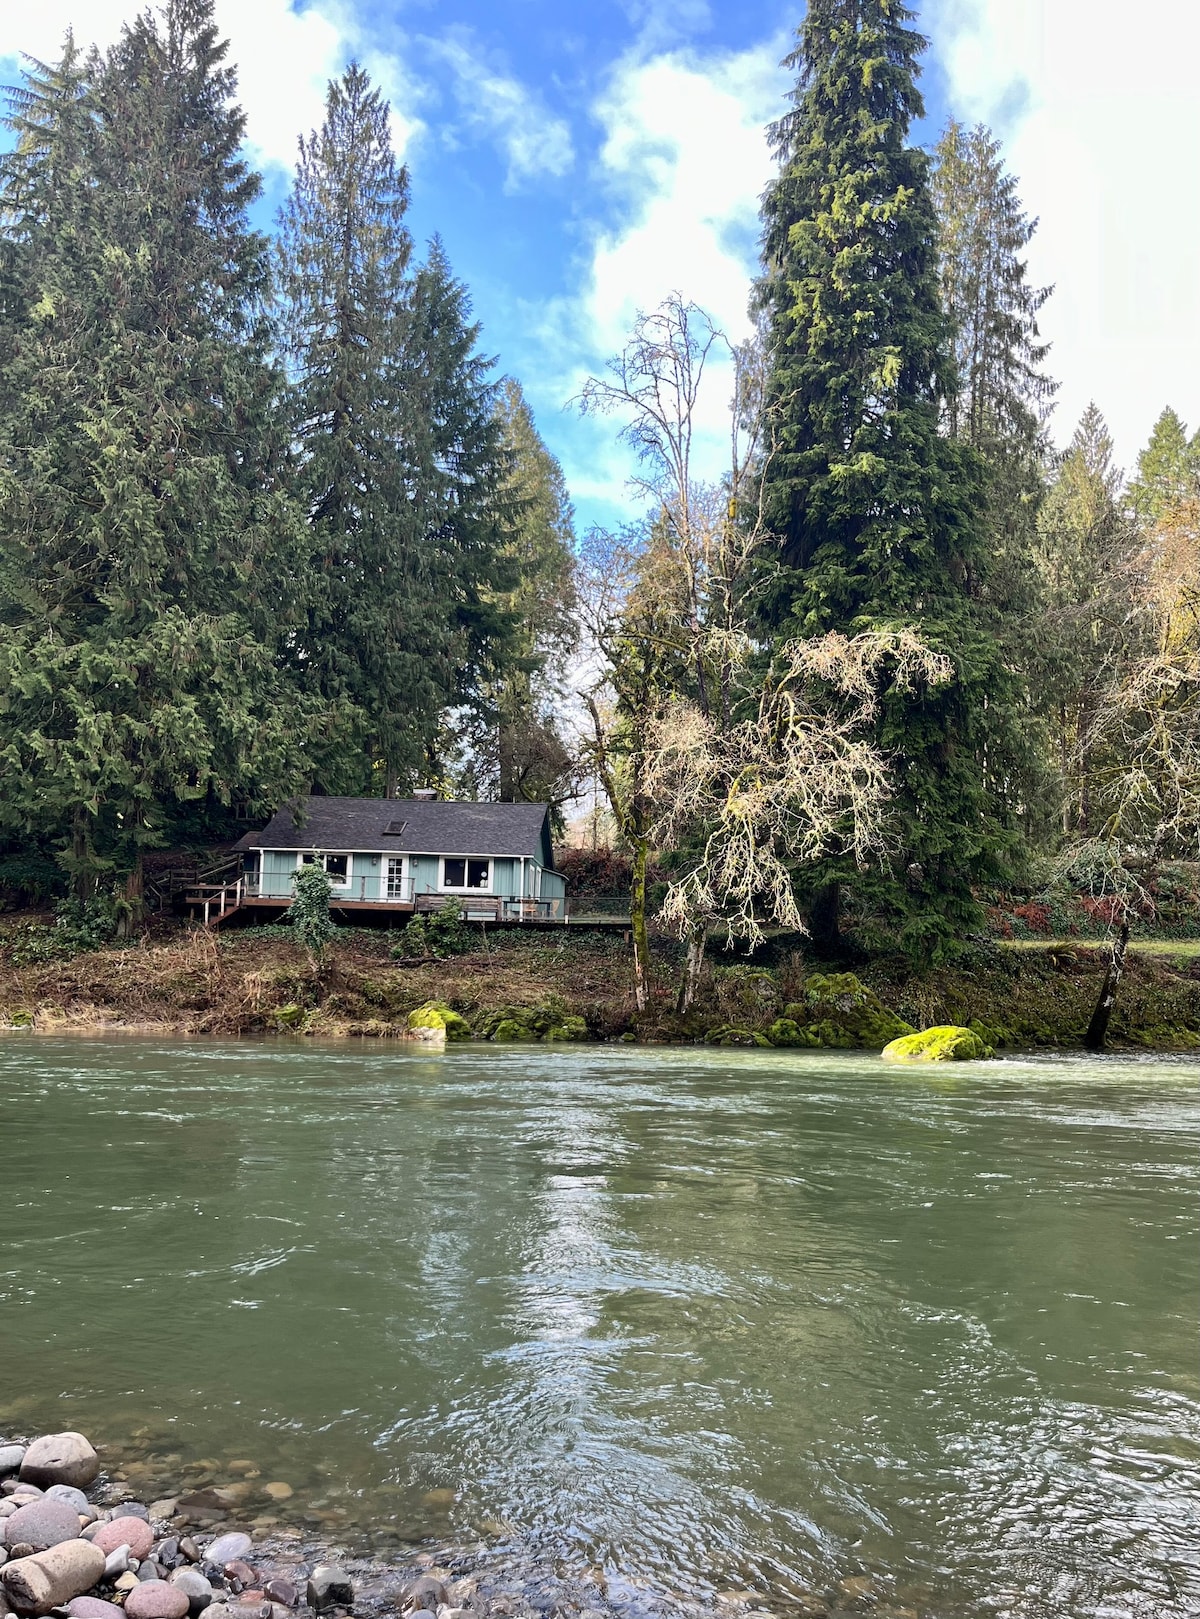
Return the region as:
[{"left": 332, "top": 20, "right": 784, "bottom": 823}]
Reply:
[{"left": 999, "top": 937, "right": 1200, "bottom": 959}]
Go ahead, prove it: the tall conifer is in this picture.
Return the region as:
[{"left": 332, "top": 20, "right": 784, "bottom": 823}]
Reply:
[
  {"left": 0, "top": 4, "right": 313, "bottom": 914},
  {"left": 1128, "top": 407, "right": 1199, "bottom": 526},
  {"left": 756, "top": 0, "right": 1016, "bottom": 958}
]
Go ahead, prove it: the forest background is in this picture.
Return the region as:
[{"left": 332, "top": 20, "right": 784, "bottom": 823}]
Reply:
[{"left": 0, "top": 0, "right": 1198, "bottom": 1036}]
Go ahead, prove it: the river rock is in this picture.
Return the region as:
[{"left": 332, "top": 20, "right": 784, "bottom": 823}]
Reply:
[
  {"left": 95, "top": 1519, "right": 154, "bottom": 1561},
  {"left": 124, "top": 1583, "right": 190, "bottom": 1619},
  {"left": 150, "top": 1503, "right": 180, "bottom": 1524},
  {"left": 19, "top": 1437, "right": 99, "bottom": 1493},
  {"left": 0, "top": 1458, "right": 23, "bottom": 1482},
  {"left": 400, "top": 1578, "right": 447, "bottom": 1612},
  {"left": 169, "top": 1568, "right": 213, "bottom": 1615},
  {"left": 203, "top": 1538, "right": 251, "bottom": 1569},
  {"left": 0, "top": 1538, "right": 107, "bottom": 1613},
  {"left": 114, "top": 1574, "right": 139, "bottom": 1596},
  {"left": 117, "top": 1505, "right": 150, "bottom": 1523},
  {"left": 262, "top": 1582, "right": 294, "bottom": 1609},
  {"left": 178, "top": 1541, "right": 200, "bottom": 1566},
  {"left": 66, "top": 1600, "right": 124, "bottom": 1619},
  {"left": 1, "top": 1498, "right": 83, "bottom": 1552},
  {"left": 103, "top": 1547, "right": 132, "bottom": 1578},
  {"left": 305, "top": 1567, "right": 352, "bottom": 1612},
  {"left": 42, "top": 1488, "right": 90, "bottom": 1517}
]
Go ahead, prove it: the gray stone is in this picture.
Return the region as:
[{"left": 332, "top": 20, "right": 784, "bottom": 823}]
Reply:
[
  {"left": 0, "top": 1539, "right": 107, "bottom": 1614},
  {"left": 123, "top": 1582, "right": 189, "bottom": 1619},
  {"left": 102, "top": 1548, "right": 131, "bottom": 1579},
  {"left": 116, "top": 1505, "right": 149, "bottom": 1524},
  {"left": 18, "top": 1440, "right": 98, "bottom": 1495},
  {"left": 149, "top": 1504, "right": 179, "bottom": 1526},
  {"left": 400, "top": 1580, "right": 448, "bottom": 1613},
  {"left": 138, "top": 1564, "right": 165, "bottom": 1583},
  {"left": 157, "top": 1541, "right": 179, "bottom": 1567},
  {"left": 1, "top": 1500, "right": 82, "bottom": 1553},
  {"left": 202, "top": 1539, "right": 250, "bottom": 1571},
  {"left": 0, "top": 1458, "right": 23, "bottom": 1483},
  {"left": 0, "top": 1553, "right": 5, "bottom": 1569},
  {"left": 178, "top": 1542, "right": 200, "bottom": 1567},
  {"left": 305, "top": 1567, "right": 353, "bottom": 1613},
  {"left": 40, "top": 1491, "right": 88, "bottom": 1519},
  {"left": 168, "top": 1570, "right": 213, "bottom": 1616}
]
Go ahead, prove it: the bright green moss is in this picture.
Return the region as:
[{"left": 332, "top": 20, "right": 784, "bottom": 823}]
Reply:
[{"left": 882, "top": 1025, "right": 993, "bottom": 1063}]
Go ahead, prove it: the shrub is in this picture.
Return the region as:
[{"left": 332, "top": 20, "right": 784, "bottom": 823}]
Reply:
[
  {"left": 289, "top": 860, "right": 335, "bottom": 966},
  {"left": 8, "top": 895, "right": 119, "bottom": 966},
  {"left": 391, "top": 900, "right": 474, "bottom": 960}
]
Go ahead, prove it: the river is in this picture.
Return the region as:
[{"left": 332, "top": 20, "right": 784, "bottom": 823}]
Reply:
[{"left": 2, "top": 1038, "right": 1198, "bottom": 1618}]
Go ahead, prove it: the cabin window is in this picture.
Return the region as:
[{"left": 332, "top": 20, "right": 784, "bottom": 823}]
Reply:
[
  {"left": 442, "top": 857, "right": 490, "bottom": 891},
  {"left": 300, "top": 852, "right": 350, "bottom": 886}
]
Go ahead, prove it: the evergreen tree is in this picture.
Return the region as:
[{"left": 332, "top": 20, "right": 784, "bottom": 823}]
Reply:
[
  {"left": 1032, "top": 405, "right": 1138, "bottom": 837},
  {"left": 0, "top": 4, "right": 313, "bottom": 918},
  {"left": 755, "top": 0, "right": 1018, "bottom": 959},
  {"left": 465, "top": 378, "right": 577, "bottom": 807},
  {"left": 931, "top": 119, "right": 1057, "bottom": 839},
  {"left": 277, "top": 63, "right": 437, "bottom": 794},
  {"left": 399, "top": 236, "right": 515, "bottom": 782},
  {"left": 1128, "top": 407, "right": 1199, "bottom": 527}
]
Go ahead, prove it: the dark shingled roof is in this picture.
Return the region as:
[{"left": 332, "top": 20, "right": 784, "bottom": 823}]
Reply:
[{"left": 234, "top": 797, "right": 553, "bottom": 861}]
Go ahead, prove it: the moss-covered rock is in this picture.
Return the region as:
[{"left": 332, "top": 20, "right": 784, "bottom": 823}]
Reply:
[
  {"left": 882, "top": 1025, "right": 993, "bottom": 1062},
  {"left": 764, "top": 1017, "right": 821, "bottom": 1048},
  {"left": 274, "top": 1002, "right": 305, "bottom": 1028},
  {"left": 545, "top": 1015, "right": 589, "bottom": 1041},
  {"left": 491, "top": 1017, "right": 538, "bottom": 1042},
  {"left": 407, "top": 1001, "right": 472, "bottom": 1039},
  {"left": 703, "top": 1023, "right": 772, "bottom": 1047},
  {"left": 791, "top": 972, "right": 915, "bottom": 1049}
]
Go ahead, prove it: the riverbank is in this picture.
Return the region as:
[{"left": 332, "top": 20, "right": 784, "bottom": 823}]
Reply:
[
  {"left": 0, "top": 1430, "right": 894, "bottom": 1619},
  {"left": 0, "top": 920, "right": 1197, "bottom": 1051}
]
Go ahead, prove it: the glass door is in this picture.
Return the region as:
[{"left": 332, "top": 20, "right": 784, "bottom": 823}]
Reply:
[{"left": 386, "top": 856, "right": 407, "bottom": 900}]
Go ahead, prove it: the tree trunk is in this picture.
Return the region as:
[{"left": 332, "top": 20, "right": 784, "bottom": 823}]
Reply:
[
  {"left": 675, "top": 922, "right": 707, "bottom": 1014},
  {"left": 71, "top": 808, "right": 95, "bottom": 903},
  {"left": 117, "top": 854, "right": 144, "bottom": 940},
  {"left": 1084, "top": 923, "right": 1130, "bottom": 1052},
  {"left": 629, "top": 836, "right": 651, "bottom": 1012},
  {"left": 808, "top": 880, "right": 842, "bottom": 958}
]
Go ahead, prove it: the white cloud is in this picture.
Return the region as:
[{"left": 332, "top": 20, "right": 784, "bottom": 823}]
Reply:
[
  {"left": 430, "top": 34, "right": 573, "bottom": 189},
  {"left": 0, "top": 1, "right": 423, "bottom": 174},
  {"left": 541, "top": 39, "right": 787, "bottom": 520},
  {"left": 925, "top": 0, "right": 1200, "bottom": 469}
]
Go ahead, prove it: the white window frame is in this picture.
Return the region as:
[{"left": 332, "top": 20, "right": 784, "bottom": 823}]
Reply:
[
  {"left": 385, "top": 855, "right": 408, "bottom": 900},
  {"left": 297, "top": 851, "right": 352, "bottom": 889},
  {"left": 440, "top": 856, "right": 492, "bottom": 894}
]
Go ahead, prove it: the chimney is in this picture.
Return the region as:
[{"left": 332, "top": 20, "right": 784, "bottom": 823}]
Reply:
[{"left": 412, "top": 787, "right": 438, "bottom": 801}]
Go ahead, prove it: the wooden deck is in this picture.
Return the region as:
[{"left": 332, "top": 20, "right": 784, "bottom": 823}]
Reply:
[{"left": 183, "top": 882, "right": 630, "bottom": 930}]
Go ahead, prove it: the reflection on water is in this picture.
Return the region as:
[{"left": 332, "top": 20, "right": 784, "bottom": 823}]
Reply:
[{"left": 1, "top": 1038, "right": 1198, "bottom": 1617}]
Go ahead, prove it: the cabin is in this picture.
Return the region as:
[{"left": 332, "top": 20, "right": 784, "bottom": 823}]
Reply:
[{"left": 206, "top": 795, "right": 569, "bottom": 926}]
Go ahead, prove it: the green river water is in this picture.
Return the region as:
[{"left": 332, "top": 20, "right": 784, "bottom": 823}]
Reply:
[{"left": 1, "top": 1038, "right": 1198, "bottom": 1618}]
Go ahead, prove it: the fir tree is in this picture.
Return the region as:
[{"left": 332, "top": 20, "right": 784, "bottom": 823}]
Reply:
[
  {"left": 277, "top": 63, "right": 438, "bottom": 794},
  {"left": 1128, "top": 407, "right": 1198, "bottom": 527},
  {"left": 0, "top": 5, "right": 313, "bottom": 917},
  {"left": 755, "top": 0, "right": 1018, "bottom": 959},
  {"left": 399, "top": 236, "right": 515, "bottom": 781},
  {"left": 1033, "top": 405, "right": 1138, "bottom": 837},
  {"left": 466, "top": 378, "right": 577, "bottom": 808}
]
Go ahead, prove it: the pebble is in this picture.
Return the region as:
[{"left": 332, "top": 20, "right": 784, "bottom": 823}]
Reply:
[
  {"left": 124, "top": 1580, "right": 191, "bottom": 1619},
  {"left": 119, "top": 1503, "right": 151, "bottom": 1523},
  {"left": 205, "top": 1536, "right": 252, "bottom": 1568},
  {"left": 0, "top": 1539, "right": 107, "bottom": 1611},
  {"left": 159, "top": 1539, "right": 180, "bottom": 1566},
  {"left": 169, "top": 1568, "right": 214, "bottom": 1615},
  {"left": 1, "top": 1497, "right": 84, "bottom": 1551},
  {"left": 262, "top": 1582, "right": 295, "bottom": 1609},
  {"left": 116, "top": 1573, "right": 141, "bottom": 1594},
  {"left": 66, "top": 1600, "right": 126, "bottom": 1619},
  {"left": 401, "top": 1577, "right": 449, "bottom": 1611},
  {"left": 103, "top": 1547, "right": 133, "bottom": 1578},
  {"left": 305, "top": 1566, "right": 353, "bottom": 1613},
  {"left": 224, "top": 1563, "right": 255, "bottom": 1587},
  {"left": 19, "top": 1434, "right": 99, "bottom": 1492},
  {"left": 150, "top": 1503, "right": 180, "bottom": 1524},
  {"left": 43, "top": 1486, "right": 91, "bottom": 1515},
  {"left": 95, "top": 1518, "right": 155, "bottom": 1561},
  {"left": 0, "top": 1456, "right": 23, "bottom": 1481},
  {"left": 262, "top": 1486, "right": 292, "bottom": 1503},
  {"left": 180, "top": 1540, "right": 200, "bottom": 1565},
  {"left": 139, "top": 1562, "right": 166, "bottom": 1582}
]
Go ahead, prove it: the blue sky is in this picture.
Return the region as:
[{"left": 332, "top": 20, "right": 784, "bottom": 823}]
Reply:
[{"left": 2, "top": 0, "right": 1199, "bottom": 536}]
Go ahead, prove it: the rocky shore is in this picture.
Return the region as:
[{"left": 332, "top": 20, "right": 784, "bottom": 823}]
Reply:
[
  {"left": 0, "top": 1433, "right": 724, "bottom": 1619},
  {"left": 0, "top": 1430, "right": 935, "bottom": 1619}
]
